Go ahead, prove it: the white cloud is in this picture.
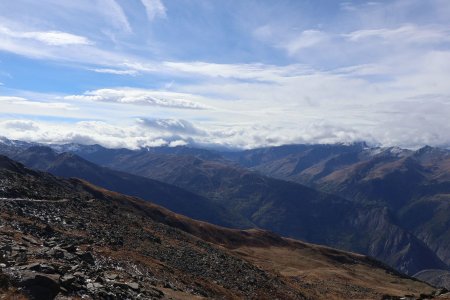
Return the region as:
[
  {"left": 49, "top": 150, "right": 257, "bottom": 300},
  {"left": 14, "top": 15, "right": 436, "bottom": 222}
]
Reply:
[
  {"left": 332, "top": 64, "right": 391, "bottom": 76},
  {"left": 0, "top": 26, "right": 92, "bottom": 46},
  {"left": 97, "top": 0, "right": 132, "bottom": 33},
  {"left": 254, "top": 25, "right": 329, "bottom": 57},
  {"left": 0, "top": 96, "right": 77, "bottom": 110},
  {"left": 64, "top": 88, "right": 210, "bottom": 110},
  {"left": 89, "top": 68, "right": 138, "bottom": 76},
  {"left": 0, "top": 119, "right": 185, "bottom": 149},
  {"left": 3, "top": 45, "right": 445, "bottom": 149},
  {"left": 0, "top": 22, "right": 140, "bottom": 68},
  {"left": 0, "top": 117, "right": 371, "bottom": 150},
  {"left": 121, "top": 62, "right": 158, "bottom": 72},
  {"left": 163, "top": 61, "right": 310, "bottom": 82},
  {"left": 138, "top": 118, "right": 206, "bottom": 135},
  {"left": 1, "top": 0, "right": 450, "bottom": 150},
  {"left": 282, "top": 30, "right": 328, "bottom": 56},
  {"left": 168, "top": 140, "right": 187, "bottom": 147},
  {"left": 2, "top": 120, "right": 39, "bottom": 131},
  {"left": 140, "top": 0, "right": 167, "bottom": 21},
  {"left": 21, "top": 31, "right": 91, "bottom": 46},
  {"left": 344, "top": 25, "right": 450, "bottom": 44}
]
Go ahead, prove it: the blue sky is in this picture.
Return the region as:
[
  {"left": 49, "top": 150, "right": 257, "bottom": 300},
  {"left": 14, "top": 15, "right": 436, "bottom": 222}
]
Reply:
[{"left": 0, "top": 0, "right": 450, "bottom": 149}]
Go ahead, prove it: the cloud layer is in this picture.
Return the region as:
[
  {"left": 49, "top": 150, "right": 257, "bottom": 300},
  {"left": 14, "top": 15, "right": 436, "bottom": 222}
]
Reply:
[
  {"left": 0, "top": 27, "right": 92, "bottom": 46},
  {"left": 1, "top": 0, "right": 450, "bottom": 150},
  {"left": 64, "top": 88, "right": 209, "bottom": 110}
]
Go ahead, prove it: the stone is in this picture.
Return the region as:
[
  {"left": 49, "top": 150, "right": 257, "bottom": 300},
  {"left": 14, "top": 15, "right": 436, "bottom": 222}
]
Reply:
[
  {"left": 0, "top": 272, "right": 10, "bottom": 289},
  {"left": 62, "top": 244, "right": 77, "bottom": 253},
  {"left": 77, "top": 251, "right": 95, "bottom": 265},
  {"left": 22, "top": 235, "right": 41, "bottom": 245},
  {"left": 104, "top": 272, "right": 118, "bottom": 280},
  {"left": 73, "top": 271, "right": 86, "bottom": 278},
  {"left": 63, "top": 252, "right": 77, "bottom": 261},
  {"left": 60, "top": 274, "right": 76, "bottom": 287},
  {"left": 44, "top": 240, "right": 57, "bottom": 248},
  {"left": 20, "top": 262, "right": 40, "bottom": 270},
  {"left": 24, "top": 263, "right": 57, "bottom": 274},
  {"left": 48, "top": 247, "right": 65, "bottom": 259},
  {"left": 126, "top": 282, "right": 139, "bottom": 291},
  {"left": 87, "top": 282, "right": 103, "bottom": 291},
  {"left": 15, "top": 251, "right": 28, "bottom": 264},
  {"left": 19, "top": 271, "right": 60, "bottom": 300},
  {"left": 43, "top": 225, "right": 55, "bottom": 236}
]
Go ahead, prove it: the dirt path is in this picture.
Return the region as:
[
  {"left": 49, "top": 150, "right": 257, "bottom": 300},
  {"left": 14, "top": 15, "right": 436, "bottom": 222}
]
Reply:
[{"left": 0, "top": 197, "right": 70, "bottom": 202}]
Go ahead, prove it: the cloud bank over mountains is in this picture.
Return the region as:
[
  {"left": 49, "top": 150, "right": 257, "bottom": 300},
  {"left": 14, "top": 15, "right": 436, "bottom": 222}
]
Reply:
[
  {"left": 64, "top": 88, "right": 209, "bottom": 110},
  {"left": 0, "top": 0, "right": 450, "bottom": 149}
]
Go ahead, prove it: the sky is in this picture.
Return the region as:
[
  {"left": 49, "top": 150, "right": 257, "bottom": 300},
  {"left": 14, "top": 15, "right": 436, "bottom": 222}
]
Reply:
[{"left": 0, "top": 0, "right": 450, "bottom": 149}]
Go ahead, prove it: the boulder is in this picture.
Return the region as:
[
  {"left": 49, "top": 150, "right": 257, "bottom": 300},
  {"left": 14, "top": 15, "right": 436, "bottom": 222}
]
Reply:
[{"left": 19, "top": 271, "right": 60, "bottom": 300}]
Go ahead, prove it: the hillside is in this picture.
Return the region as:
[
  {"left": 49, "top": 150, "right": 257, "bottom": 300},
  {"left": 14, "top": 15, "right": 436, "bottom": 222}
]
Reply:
[
  {"left": 2, "top": 139, "right": 450, "bottom": 279},
  {"left": 223, "top": 143, "right": 450, "bottom": 271},
  {"left": 0, "top": 155, "right": 441, "bottom": 299},
  {"left": 52, "top": 145, "right": 449, "bottom": 276},
  {"left": 0, "top": 146, "right": 250, "bottom": 229}
]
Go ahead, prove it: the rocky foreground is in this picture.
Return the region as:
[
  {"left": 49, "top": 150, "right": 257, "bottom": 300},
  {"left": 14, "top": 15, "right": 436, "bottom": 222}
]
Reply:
[
  {"left": 1, "top": 196, "right": 303, "bottom": 299},
  {"left": 0, "top": 155, "right": 448, "bottom": 299}
]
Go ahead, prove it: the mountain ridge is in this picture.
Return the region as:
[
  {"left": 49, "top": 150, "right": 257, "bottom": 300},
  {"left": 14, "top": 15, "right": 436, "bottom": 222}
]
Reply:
[
  {"left": 0, "top": 145, "right": 251, "bottom": 229},
  {"left": 40, "top": 143, "right": 448, "bottom": 276}
]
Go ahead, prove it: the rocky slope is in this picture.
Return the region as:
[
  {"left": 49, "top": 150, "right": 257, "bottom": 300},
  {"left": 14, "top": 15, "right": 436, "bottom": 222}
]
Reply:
[
  {"left": 415, "top": 270, "right": 450, "bottom": 290},
  {"left": 0, "top": 155, "right": 443, "bottom": 299}
]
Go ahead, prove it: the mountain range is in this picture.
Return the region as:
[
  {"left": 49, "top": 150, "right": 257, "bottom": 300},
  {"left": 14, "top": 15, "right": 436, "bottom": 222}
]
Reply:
[
  {"left": 1, "top": 137, "right": 450, "bottom": 290},
  {"left": 0, "top": 154, "right": 442, "bottom": 299},
  {"left": 225, "top": 143, "right": 450, "bottom": 270}
]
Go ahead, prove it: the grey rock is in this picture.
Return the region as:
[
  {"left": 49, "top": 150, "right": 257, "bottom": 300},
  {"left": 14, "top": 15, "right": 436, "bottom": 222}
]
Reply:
[
  {"left": 60, "top": 274, "right": 76, "bottom": 287},
  {"left": 22, "top": 235, "right": 41, "bottom": 245},
  {"left": 104, "top": 272, "right": 118, "bottom": 280},
  {"left": 87, "top": 282, "right": 103, "bottom": 291},
  {"left": 24, "top": 263, "right": 57, "bottom": 274},
  {"left": 126, "top": 282, "right": 139, "bottom": 291}
]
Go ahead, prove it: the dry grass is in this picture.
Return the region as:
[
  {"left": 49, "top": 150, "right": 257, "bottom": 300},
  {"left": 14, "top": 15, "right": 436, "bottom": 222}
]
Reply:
[
  {"left": 233, "top": 246, "right": 435, "bottom": 300},
  {"left": 0, "top": 289, "right": 29, "bottom": 300}
]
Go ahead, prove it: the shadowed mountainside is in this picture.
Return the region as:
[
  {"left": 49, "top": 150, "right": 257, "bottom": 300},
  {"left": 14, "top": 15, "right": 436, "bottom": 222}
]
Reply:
[
  {"left": 45, "top": 144, "right": 449, "bottom": 276},
  {"left": 222, "top": 143, "right": 450, "bottom": 271},
  {"left": 1, "top": 146, "right": 250, "bottom": 229}
]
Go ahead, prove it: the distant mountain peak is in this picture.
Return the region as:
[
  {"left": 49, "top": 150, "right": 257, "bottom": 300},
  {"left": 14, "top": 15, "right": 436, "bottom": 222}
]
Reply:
[
  {"left": 0, "top": 136, "right": 36, "bottom": 148},
  {"left": 414, "top": 145, "right": 450, "bottom": 158},
  {"left": 337, "top": 140, "right": 371, "bottom": 149}
]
